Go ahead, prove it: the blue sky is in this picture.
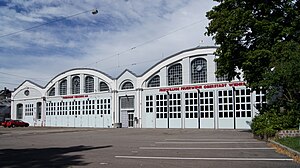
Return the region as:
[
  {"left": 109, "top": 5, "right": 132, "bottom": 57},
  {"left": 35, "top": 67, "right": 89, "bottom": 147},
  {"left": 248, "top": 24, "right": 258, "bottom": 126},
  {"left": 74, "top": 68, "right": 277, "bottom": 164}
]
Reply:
[{"left": 0, "top": 0, "right": 217, "bottom": 90}]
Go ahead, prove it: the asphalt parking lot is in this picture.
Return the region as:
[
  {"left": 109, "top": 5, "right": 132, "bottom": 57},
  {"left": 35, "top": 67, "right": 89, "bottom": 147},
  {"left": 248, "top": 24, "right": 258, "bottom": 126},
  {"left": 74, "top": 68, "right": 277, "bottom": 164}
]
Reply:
[{"left": 0, "top": 127, "right": 298, "bottom": 168}]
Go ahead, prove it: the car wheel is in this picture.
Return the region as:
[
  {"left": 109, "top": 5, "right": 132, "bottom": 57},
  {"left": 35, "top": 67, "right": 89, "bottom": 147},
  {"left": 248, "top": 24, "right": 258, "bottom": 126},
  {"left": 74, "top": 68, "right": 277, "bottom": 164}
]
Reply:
[
  {"left": 25, "top": 124, "right": 29, "bottom": 127},
  {"left": 11, "top": 124, "right": 15, "bottom": 128}
]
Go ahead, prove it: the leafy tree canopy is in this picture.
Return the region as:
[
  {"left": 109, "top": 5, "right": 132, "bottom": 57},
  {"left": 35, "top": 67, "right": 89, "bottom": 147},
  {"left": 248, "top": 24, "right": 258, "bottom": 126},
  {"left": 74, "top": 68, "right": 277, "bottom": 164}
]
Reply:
[{"left": 206, "top": 0, "right": 300, "bottom": 109}]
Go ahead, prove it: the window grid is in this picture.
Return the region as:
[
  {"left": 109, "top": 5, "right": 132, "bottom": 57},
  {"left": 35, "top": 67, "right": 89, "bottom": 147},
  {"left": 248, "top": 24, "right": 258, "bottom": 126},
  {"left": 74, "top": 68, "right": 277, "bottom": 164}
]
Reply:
[
  {"left": 148, "top": 75, "right": 160, "bottom": 87},
  {"left": 156, "top": 94, "right": 168, "bottom": 118},
  {"left": 46, "top": 99, "right": 110, "bottom": 117},
  {"left": 16, "top": 104, "right": 23, "bottom": 119},
  {"left": 121, "top": 82, "right": 134, "bottom": 90},
  {"left": 25, "top": 104, "right": 34, "bottom": 116},
  {"left": 191, "top": 58, "right": 207, "bottom": 83},
  {"left": 218, "top": 90, "right": 233, "bottom": 118},
  {"left": 48, "top": 88, "right": 55, "bottom": 96},
  {"left": 184, "top": 92, "right": 198, "bottom": 118},
  {"left": 145, "top": 95, "right": 154, "bottom": 113},
  {"left": 255, "top": 89, "right": 267, "bottom": 110},
  {"left": 72, "top": 76, "right": 80, "bottom": 94},
  {"left": 235, "top": 89, "right": 251, "bottom": 118},
  {"left": 120, "top": 97, "right": 134, "bottom": 109},
  {"left": 59, "top": 79, "right": 67, "bottom": 95},
  {"left": 169, "top": 93, "right": 181, "bottom": 118},
  {"left": 57, "top": 102, "right": 61, "bottom": 115},
  {"left": 85, "top": 76, "right": 94, "bottom": 93},
  {"left": 168, "top": 64, "right": 182, "bottom": 86},
  {"left": 200, "top": 91, "right": 214, "bottom": 118},
  {"left": 46, "top": 102, "right": 56, "bottom": 116},
  {"left": 63, "top": 102, "right": 68, "bottom": 115},
  {"left": 217, "top": 75, "right": 229, "bottom": 82},
  {"left": 98, "top": 98, "right": 111, "bottom": 115},
  {"left": 99, "top": 82, "right": 109, "bottom": 92}
]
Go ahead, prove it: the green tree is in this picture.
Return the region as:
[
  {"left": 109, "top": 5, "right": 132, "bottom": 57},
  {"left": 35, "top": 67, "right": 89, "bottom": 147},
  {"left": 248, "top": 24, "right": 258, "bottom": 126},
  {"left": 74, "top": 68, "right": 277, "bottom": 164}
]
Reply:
[
  {"left": 206, "top": 0, "right": 300, "bottom": 111},
  {"left": 206, "top": 0, "right": 300, "bottom": 135}
]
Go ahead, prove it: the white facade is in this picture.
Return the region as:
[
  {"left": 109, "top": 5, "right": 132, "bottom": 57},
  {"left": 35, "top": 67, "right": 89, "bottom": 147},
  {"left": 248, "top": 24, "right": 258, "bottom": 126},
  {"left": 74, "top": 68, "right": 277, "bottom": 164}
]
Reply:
[{"left": 11, "top": 46, "right": 266, "bottom": 129}]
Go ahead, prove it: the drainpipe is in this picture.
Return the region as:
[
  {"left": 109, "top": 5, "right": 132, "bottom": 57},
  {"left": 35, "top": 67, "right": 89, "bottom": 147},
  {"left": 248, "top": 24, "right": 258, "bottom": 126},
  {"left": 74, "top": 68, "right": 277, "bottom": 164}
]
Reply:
[
  {"left": 166, "top": 91, "right": 170, "bottom": 129},
  {"left": 197, "top": 89, "right": 201, "bottom": 129},
  {"left": 232, "top": 87, "right": 236, "bottom": 129}
]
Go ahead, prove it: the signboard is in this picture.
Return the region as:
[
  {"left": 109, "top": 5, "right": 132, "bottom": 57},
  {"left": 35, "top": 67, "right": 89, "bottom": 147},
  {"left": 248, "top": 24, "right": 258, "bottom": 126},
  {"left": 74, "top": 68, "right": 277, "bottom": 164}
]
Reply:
[
  {"left": 62, "top": 95, "right": 88, "bottom": 99},
  {"left": 159, "top": 82, "right": 245, "bottom": 92}
]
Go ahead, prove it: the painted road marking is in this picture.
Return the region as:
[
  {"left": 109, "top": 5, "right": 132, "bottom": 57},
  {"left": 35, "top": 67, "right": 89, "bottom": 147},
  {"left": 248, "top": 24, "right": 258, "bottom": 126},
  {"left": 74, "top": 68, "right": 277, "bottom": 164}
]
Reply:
[
  {"left": 139, "top": 147, "right": 273, "bottom": 150},
  {"left": 165, "top": 139, "right": 257, "bottom": 141},
  {"left": 155, "top": 141, "right": 265, "bottom": 144},
  {"left": 115, "top": 156, "right": 293, "bottom": 161}
]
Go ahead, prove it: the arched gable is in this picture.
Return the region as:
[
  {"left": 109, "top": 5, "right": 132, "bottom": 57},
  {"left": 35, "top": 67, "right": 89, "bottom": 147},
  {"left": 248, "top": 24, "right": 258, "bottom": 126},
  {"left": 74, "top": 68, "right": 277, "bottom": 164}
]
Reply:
[
  {"left": 116, "top": 69, "right": 137, "bottom": 91},
  {"left": 44, "top": 68, "right": 114, "bottom": 94},
  {"left": 12, "top": 80, "right": 43, "bottom": 100}
]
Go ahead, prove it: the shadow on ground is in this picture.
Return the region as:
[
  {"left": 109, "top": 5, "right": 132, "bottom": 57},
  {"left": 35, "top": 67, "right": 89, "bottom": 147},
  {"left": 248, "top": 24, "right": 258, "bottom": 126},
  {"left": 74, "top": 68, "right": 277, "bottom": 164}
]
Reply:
[{"left": 0, "top": 145, "right": 112, "bottom": 168}]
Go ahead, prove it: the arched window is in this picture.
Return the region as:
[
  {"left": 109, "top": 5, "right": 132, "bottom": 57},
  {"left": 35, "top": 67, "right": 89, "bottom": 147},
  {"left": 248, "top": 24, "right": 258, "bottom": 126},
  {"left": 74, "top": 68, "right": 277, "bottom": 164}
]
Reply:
[
  {"left": 191, "top": 58, "right": 207, "bottom": 83},
  {"left": 168, "top": 63, "right": 182, "bottom": 86},
  {"left": 121, "top": 81, "right": 134, "bottom": 90},
  {"left": 72, "top": 76, "right": 80, "bottom": 94},
  {"left": 16, "top": 103, "right": 23, "bottom": 119},
  {"left": 148, "top": 75, "right": 160, "bottom": 87},
  {"left": 59, "top": 79, "right": 67, "bottom": 95},
  {"left": 36, "top": 102, "right": 42, "bottom": 119},
  {"left": 99, "top": 82, "right": 109, "bottom": 92},
  {"left": 85, "top": 76, "right": 94, "bottom": 93},
  {"left": 48, "top": 87, "right": 55, "bottom": 96}
]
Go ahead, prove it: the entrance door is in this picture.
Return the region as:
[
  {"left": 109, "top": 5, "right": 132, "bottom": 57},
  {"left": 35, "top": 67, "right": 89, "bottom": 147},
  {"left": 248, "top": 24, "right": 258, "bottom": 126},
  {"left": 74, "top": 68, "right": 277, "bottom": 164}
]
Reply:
[
  {"left": 199, "top": 91, "right": 215, "bottom": 129},
  {"left": 120, "top": 110, "right": 128, "bottom": 128},
  {"left": 128, "top": 110, "right": 134, "bottom": 128},
  {"left": 120, "top": 110, "right": 134, "bottom": 128},
  {"left": 217, "top": 90, "right": 234, "bottom": 129},
  {"left": 120, "top": 96, "right": 135, "bottom": 128}
]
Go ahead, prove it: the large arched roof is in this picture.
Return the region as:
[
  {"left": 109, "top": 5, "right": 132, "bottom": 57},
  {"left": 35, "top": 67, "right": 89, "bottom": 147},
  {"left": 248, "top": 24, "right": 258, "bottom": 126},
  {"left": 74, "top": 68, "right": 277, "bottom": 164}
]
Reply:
[
  {"left": 44, "top": 68, "right": 114, "bottom": 90},
  {"left": 138, "top": 46, "right": 218, "bottom": 82}
]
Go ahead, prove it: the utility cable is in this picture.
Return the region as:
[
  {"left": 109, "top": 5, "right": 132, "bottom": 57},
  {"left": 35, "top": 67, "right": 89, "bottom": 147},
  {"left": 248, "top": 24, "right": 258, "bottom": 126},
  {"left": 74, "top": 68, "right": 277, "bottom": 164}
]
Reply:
[
  {"left": 0, "top": 9, "right": 96, "bottom": 39},
  {"left": 84, "top": 19, "right": 206, "bottom": 67}
]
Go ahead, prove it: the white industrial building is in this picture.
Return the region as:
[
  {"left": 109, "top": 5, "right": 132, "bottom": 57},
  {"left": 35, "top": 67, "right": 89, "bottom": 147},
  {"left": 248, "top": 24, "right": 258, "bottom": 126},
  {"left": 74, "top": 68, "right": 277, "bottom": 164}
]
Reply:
[{"left": 11, "top": 46, "right": 266, "bottom": 129}]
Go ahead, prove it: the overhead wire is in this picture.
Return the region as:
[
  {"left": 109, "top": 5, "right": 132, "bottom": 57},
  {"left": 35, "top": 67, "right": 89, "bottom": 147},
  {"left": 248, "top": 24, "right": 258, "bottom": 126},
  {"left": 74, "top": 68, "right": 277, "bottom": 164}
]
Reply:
[
  {"left": 101, "top": 58, "right": 161, "bottom": 71},
  {"left": 1, "top": 19, "right": 206, "bottom": 85},
  {"left": 84, "top": 19, "right": 206, "bottom": 67},
  {"left": 1, "top": 8, "right": 209, "bottom": 86},
  {"left": 0, "top": 8, "right": 96, "bottom": 39},
  {"left": 0, "top": 72, "right": 50, "bottom": 82},
  {"left": 0, "top": 81, "right": 20, "bottom": 86},
  {"left": 0, "top": 8, "right": 97, "bottom": 85}
]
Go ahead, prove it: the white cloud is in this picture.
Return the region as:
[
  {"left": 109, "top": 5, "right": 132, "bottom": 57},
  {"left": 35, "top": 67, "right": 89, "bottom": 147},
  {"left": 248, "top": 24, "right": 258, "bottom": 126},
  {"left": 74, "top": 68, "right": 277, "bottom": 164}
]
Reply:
[{"left": 0, "top": 0, "right": 217, "bottom": 90}]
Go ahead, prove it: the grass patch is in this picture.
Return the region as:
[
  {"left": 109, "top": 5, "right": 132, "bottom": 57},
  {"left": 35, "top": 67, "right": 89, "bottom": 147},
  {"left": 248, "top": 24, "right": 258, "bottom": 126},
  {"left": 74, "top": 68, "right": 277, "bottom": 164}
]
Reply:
[{"left": 276, "top": 137, "right": 300, "bottom": 152}]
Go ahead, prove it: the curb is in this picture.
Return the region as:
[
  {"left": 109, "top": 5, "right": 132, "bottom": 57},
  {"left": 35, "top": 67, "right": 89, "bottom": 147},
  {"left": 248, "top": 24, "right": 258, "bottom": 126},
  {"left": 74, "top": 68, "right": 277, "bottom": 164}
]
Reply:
[{"left": 269, "top": 140, "right": 300, "bottom": 163}]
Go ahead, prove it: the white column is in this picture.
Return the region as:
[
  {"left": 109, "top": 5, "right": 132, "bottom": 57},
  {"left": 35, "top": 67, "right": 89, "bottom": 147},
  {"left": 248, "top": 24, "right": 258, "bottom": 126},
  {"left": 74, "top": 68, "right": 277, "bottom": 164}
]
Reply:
[
  {"left": 182, "top": 57, "right": 190, "bottom": 85},
  {"left": 160, "top": 67, "right": 167, "bottom": 87},
  {"left": 207, "top": 54, "right": 216, "bottom": 83},
  {"left": 136, "top": 88, "right": 143, "bottom": 128},
  {"left": 95, "top": 78, "right": 99, "bottom": 92},
  {"left": 112, "top": 90, "right": 119, "bottom": 126},
  {"left": 67, "top": 76, "right": 71, "bottom": 95},
  {"left": 80, "top": 74, "right": 85, "bottom": 94}
]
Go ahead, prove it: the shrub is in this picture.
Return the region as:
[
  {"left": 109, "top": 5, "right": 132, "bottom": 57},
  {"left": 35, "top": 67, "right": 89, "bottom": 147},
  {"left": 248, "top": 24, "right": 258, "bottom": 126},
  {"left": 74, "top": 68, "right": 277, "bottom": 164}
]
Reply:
[{"left": 251, "top": 109, "right": 298, "bottom": 140}]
